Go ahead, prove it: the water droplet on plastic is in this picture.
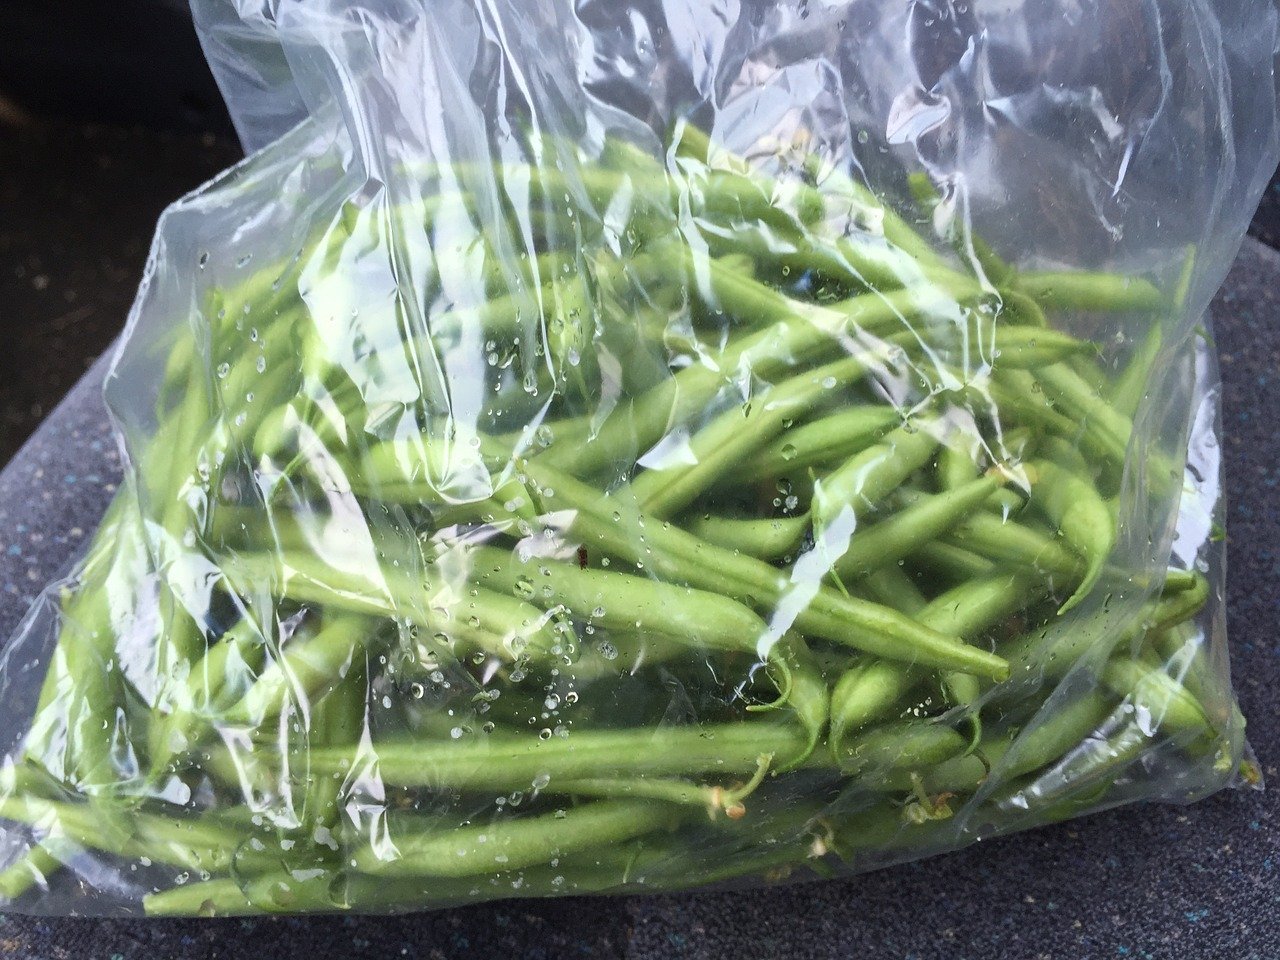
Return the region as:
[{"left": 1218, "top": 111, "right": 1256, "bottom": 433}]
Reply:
[{"left": 781, "top": 443, "right": 797, "bottom": 461}]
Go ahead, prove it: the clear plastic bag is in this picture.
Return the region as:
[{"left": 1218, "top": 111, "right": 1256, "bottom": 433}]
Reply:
[{"left": 1, "top": 0, "right": 1277, "bottom": 917}]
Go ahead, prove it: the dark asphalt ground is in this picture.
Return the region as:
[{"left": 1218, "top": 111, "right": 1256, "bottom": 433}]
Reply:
[{"left": 0, "top": 117, "right": 241, "bottom": 465}]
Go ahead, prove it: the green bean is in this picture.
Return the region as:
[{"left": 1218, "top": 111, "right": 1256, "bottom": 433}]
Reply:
[
  {"left": 144, "top": 814, "right": 822, "bottom": 916},
  {"left": 914, "top": 690, "right": 1117, "bottom": 796},
  {"left": 664, "top": 121, "right": 826, "bottom": 227},
  {"left": 985, "top": 369, "right": 1110, "bottom": 462},
  {"left": 468, "top": 544, "right": 778, "bottom": 663},
  {"left": 218, "top": 616, "right": 374, "bottom": 729},
  {"left": 763, "top": 639, "right": 831, "bottom": 765},
  {"left": 145, "top": 877, "right": 254, "bottom": 916},
  {"left": 627, "top": 136, "right": 822, "bottom": 227},
  {"left": 354, "top": 799, "right": 678, "bottom": 878},
  {"left": 629, "top": 323, "right": 1080, "bottom": 522},
  {"left": 24, "top": 498, "right": 146, "bottom": 791},
  {"left": 811, "top": 419, "right": 940, "bottom": 530},
  {"left": 688, "top": 514, "right": 810, "bottom": 561},
  {"left": 1102, "top": 658, "right": 1211, "bottom": 738},
  {"left": 828, "top": 659, "right": 920, "bottom": 763},
  {"left": 803, "top": 155, "right": 961, "bottom": 282},
  {"left": 921, "top": 572, "right": 1043, "bottom": 639},
  {"left": 1011, "top": 271, "right": 1163, "bottom": 313},
  {"left": 829, "top": 474, "right": 1005, "bottom": 582},
  {"left": 1064, "top": 352, "right": 1109, "bottom": 395},
  {"left": 685, "top": 248, "right": 1087, "bottom": 368},
  {"left": 742, "top": 407, "right": 900, "bottom": 481},
  {"left": 1032, "top": 363, "right": 1132, "bottom": 467},
  {"left": 1151, "top": 572, "right": 1211, "bottom": 631},
  {"left": 627, "top": 352, "right": 904, "bottom": 519},
  {"left": 356, "top": 431, "right": 534, "bottom": 512},
  {"left": 861, "top": 565, "right": 927, "bottom": 614},
  {"left": 910, "top": 540, "right": 997, "bottom": 583},
  {"left": 1028, "top": 459, "right": 1114, "bottom": 613},
  {"left": 305, "top": 722, "right": 807, "bottom": 791},
  {"left": 1108, "top": 248, "right": 1192, "bottom": 418},
  {"left": 836, "top": 719, "right": 967, "bottom": 776},
  {"left": 0, "top": 840, "right": 70, "bottom": 903},
  {"left": 942, "top": 509, "right": 1084, "bottom": 584},
  {"left": 300, "top": 658, "right": 367, "bottom": 836},
  {"left": 534, "top": 274, "right": 954, "bottom": 476},
  {"left": 520, "top": 460, "right": 1009, "bottom": 679},
  {"left": 550, "top": 754, "right": 774, "bottom": 820},
  {"left": 1153, "top": 622, "right": 1221, "bottom": 709},
  {"left": 149, "top": 616, "right": 274, "bottom": 773},
  {"left": 1109, "top": 324, "right": 1163, "bottom": 420},
  {"left": 937, "top": 442, "right": 978, "bottom": 491},
  {"left": 146, "top": 860, "right": 556, "bottom": 916},
  {"left": 906, "top": 171, "right": 1012, "bottom": 284},
  {"left": 224, "top": 550, "right": 561, "bottom": 665},
  {"left": 1005, "top": 572, "right": 1210, "bottom": 678},
  {"left": 927, "top": 570, "right": 1045, "bottom": 741},
  {"left": 602, "top": 304, "right": 682, "bottom": 397},
  {"left": 0, "top": 771, "right": 234, "bottom": 873},
  {"left": 828, "top": 570, "right": 1041, "bottom": 754}
]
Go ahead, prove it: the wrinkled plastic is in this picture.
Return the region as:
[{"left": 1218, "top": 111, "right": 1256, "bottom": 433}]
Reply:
[{"left": 1, "top": 0, "right": 1278, "bottom": 917}]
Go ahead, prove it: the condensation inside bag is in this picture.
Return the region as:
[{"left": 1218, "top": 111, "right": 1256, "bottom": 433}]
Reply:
[{"left": 0, "top": 0, "right": 1278, "bottom": 916}]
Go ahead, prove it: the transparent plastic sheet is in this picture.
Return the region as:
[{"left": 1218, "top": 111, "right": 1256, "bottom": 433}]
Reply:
[{"left": 0, "top": 0, "right": 1277, "bottom": 917}]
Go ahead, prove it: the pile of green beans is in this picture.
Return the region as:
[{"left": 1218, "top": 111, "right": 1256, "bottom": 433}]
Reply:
[{"left": 0, "top": 122, "right": 1246, "bottom": 916}]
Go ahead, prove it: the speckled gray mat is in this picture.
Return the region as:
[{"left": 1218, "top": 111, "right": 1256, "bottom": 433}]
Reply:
[{"left": 0, "top": 240, "right": 1277, "bottom": 960}]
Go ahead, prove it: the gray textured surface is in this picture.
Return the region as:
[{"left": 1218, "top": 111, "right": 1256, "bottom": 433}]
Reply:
[{"left": 0, "top": 240, "right": 1277, "bottom": 958}]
